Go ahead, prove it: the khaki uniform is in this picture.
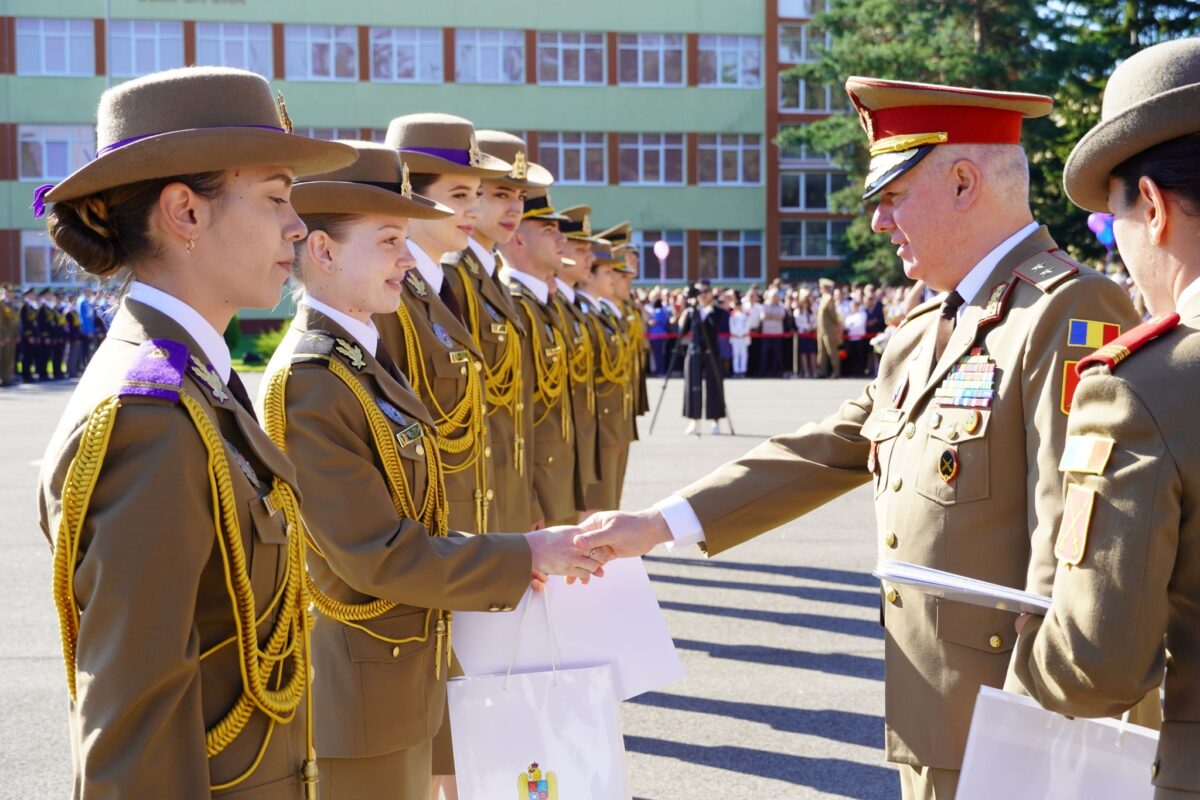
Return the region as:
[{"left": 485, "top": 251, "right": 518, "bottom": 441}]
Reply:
[
  {"left": 504, "top": 276, "right": 577, "bottom": 525},
  {"left": 38, "top": 299, "right": 311, "bottom": 799},
  {"left": 0, "top": 299, "right": 17, "bottom": 384},
  {"left": 673, "top": 228, "right": 1138, "bottom": 778},
  {"left": 555, "top": 293, "right": 600, "bottom": 511},
  {"left": 443, "top": 248, "right": 536, "bottom": 531},
  {"left": 1015, "top": 295, "right": 1200, "bottom": 798},
  {"left": 260, "top": 305, "right": 531, "bottom": 799},
  {"left": 580, "top": 294, "right": 632, "bottom": 510},
  {"left": 375, "top": 272, "right": 493, "bottom": 534},
  {"left": 816, "top": 293, "right": 843, "bottom": 378}
]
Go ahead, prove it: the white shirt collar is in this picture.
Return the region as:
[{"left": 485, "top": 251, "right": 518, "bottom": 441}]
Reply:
[
  {"left": 599, "top": 297, "right": 622, "bottom": 316},
  {"left": 408, "top": 239, "right": 444, "bottom": 295},
  {"left": 500, "top": 265, "right": 550, "bottom": 304},
  {"left": 555, "top": 278, "right": 576, "bottom": 303},
  {"left": 954, "top": 221, "right": 1040, "bottom": 317},
  {"left": 575, "top": 288, "right": 600, "bottom": 312},
  {"left": 467, "top": 237, "right": 498, "bottom": 277},
  {"left": 300, "top": 293, "right": 379, "bottom": 357},
  {"left": 126, "top": 280, "right": 232, "bottom": 382},
  {"left": 1175, "top": 276, "right": 1200, "bottom": 312}
]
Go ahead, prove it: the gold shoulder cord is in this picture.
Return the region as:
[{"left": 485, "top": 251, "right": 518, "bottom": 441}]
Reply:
[
  {"left": 591, "top": 314, "right": 632, "bottom": 419},
  {"left": 456, "top": 263, "right": 525, "bottom": 476},
  {"left": 393, "top": 301, "right": 490, "bottom": 532},
  {"left": 52, "top": 394, "right": 317, "bottom": 796},
  {"left": 555, "top": 298, "right": 595, "bottom": 414},
  {"left": 262, "top": 360, "right": 455, "bottom": 679},
  {"left": 519, "top": 298, "right": 571, "bottom": 441}
]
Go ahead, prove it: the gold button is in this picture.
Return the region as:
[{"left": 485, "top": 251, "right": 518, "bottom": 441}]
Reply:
[
  {"left": 484, "top": 445, "right": 492, "bottom": 458},
  {"left": 516, "top": 401, "right": 524, "bottom": 411},
  {"left": 459, "top": 365, "right": 467, "bottom": 376},
  {"left": 903, "top": 423, "right": 916, "bottom": 439},
  {"left": 884, "top": 532, "right": 897, "bottom": 548},
  {"left": 886, "top": 588, "right": 900, "bottom": 605},
  {"left": 1152, "top": 760, "right": 1160, "bottom": 779},
  {"left": 930, "top": 412, "right": 942, "bottom": 429},
  {"left": 485, "top": 489, "right": 494, "bottom": 500},
  {"left": 989, "top": 634, "right": 1003, "bottom": 649},
  {"left": 547, "top": 455, "right": 554, "bottom": 464},
  {"left": 948, "top": 429, "right": 960, "bottom": 441},
  {"left": 488, "top": 604, "right": 502, "bottom": 612},
  {"left": 502, "top": 604, "right": 513, "bottom": 611},
  {"left": 891, "top": 477, "right": 903, "bottom": 492},
  {"left": 603, "top": 407, "right": 610, "bottom": 414},
  {"left": 415, "top": 444, "right": 425, "bottom": 456},
  {"left": 391, "top": 646, "right": 400, "bottom": 658},
  {"left": 474, "top": 361, "right": 482, "bottom": 372}
]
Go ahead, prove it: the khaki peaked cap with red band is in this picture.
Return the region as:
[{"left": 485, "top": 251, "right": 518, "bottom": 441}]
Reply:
[
  {"left": 291, "top": 140, "right": 452, "bottom": 219},
  {"left": 845, "top": 76, "right": 1053, "bottom": 200}
]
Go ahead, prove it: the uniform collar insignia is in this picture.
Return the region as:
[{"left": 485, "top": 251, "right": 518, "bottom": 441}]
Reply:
[
  {"left": 224, "top": 436, "right": 262, "bottom": 489},
  {"left": 406, "top": 272, "right": 428, "bottom": 297},
  {"left": 375, "top": 397, "right": 409, "bottom": 426},
  {"left": 188, "top": 354, "right": 229, "bottom": 402},
  {"left": 334, "top": 337, "right": 366, "bottom": 370}
]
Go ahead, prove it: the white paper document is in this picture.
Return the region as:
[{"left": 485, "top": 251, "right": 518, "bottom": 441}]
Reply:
[
  {"left": 452, "top": 556, "right": 685, "bottom": 700},
  {"left": 874, "top": 560, "right": 1052, "bottom": 615}
]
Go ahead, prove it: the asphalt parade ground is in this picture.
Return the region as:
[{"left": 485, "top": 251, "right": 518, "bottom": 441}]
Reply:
[{"left": 0, "top": 373, "right": 892, "bottom": 800}]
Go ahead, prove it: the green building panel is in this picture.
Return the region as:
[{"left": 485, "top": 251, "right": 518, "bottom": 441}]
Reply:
[
  {"left": 0, "top": 76, "right": 110, "bottom": 124},
  {"left": 549, "top": 185, "right": 763, "bottom": 232}
]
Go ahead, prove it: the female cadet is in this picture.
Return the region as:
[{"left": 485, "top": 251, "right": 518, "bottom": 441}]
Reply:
[
  {"left": 35, "top": 67, "right": 355, "bottom": 798},
  {"left": 259, "top": 141, "right": 601, "bottom": 799}
]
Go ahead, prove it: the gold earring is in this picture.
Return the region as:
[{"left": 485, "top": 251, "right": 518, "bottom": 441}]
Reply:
[{"left": 186, "top": 238, "right": 196, "bottom": 254}]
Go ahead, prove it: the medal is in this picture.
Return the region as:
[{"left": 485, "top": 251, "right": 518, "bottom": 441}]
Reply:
[
  {"left": 375, "top": 397, "right": 408, "bottom": 427},
  {"left": 432, "top": 323, "right": 454, "bottom": 348}
]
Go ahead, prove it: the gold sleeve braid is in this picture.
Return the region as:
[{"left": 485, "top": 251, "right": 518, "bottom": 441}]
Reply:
[
  {"left": 456, "top": 263, "right": 525, "bottom": 476},
  {"left": 392, "top": 301, "right": 490, "bottom": 533},
  {"left": 262, "top": 359, "right": 455, "bottom": 679},
  {"left": 519, "top": 297, "right": 571, "bottom": 441},
  {"left": 555, "top": 298, "right": 595, "bottom": 414},
  {"left": 51, "top": 394, "right": 316, "bottom": 794}
]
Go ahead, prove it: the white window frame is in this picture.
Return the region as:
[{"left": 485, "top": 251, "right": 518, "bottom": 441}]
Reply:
[
  {"left": 455, "top": 28, "right": 525, "bottom": 84},
  {"left": 536, "top": 31, "right": 605, "bottom": 86},
  {"left": 697, "top": 134, "right": 762, "bottom": 185},
  {"left": 21, "top": 230, "right": 84, "bottom": 286},
  {"left": 297, "top": 127, "right": 359, "bottom": 142},
  {"left": 370, "top": 26, "right": 442, "bottom": 83},
  {"left": 535, "top": 132, "right": 607, "bottom": 185},
  {"left": 16, "top": 18, "right": 95, "bottom": 77},
  {"left": 779, "top": 170, "right": 849, "bottom": 211},
  {"left": 18, "top": 125, "right": 95, "bottom": 182},
  {"left": 777, "top": 126, "right": 833, "bottom": 164},
  {"left": 284, "top": 25, "right": 358, "bottom": 82},
  {"left": 632, "top": 229, "right": 687, "bottom": 282},
  {"left": 780, "top": 218, "right": 850, "bottom": 258},
  {"left": 616, "top": 33, "right": 685, "bottom": 87},
  {"left": 108, "top": 20, "right": 183, "bottom": 78},
  {"left": 195, "top": 22, "right": 273, "bottom": 77},
  {"left": 780, "top": 75, "right": 847, "bottom": 112},
  {"left": 618, "top": 133, "right": 685, "bottom": 185},
  {"left": 778, "top": 0, "right": 827, "bottom": 18},
  {"left": 698, "top": 230, "right": 764, "bottom": 281},
  {"left": 697, "top": 35, "right": 761, "bottom": 88},
  {"left": 778, "top": 23, "right": 830, "bottom": 63}
]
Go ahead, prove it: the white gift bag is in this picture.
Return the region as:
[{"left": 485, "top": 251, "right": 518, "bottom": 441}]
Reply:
[
  {"left": 449, "top": 592, "right": 631, "bottom": 800},
  {"left": 958, "top": 686, "right": 1159, "bottom": 800}
]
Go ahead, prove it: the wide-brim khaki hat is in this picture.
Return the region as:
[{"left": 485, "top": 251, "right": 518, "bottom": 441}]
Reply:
[
  {"left": 292, "top": 141, "right": 451, "bottom": 219},
  {"left": 476, "top": 130, "right": 554, "bottom": 188},
  {"left": 385, "top": 113, "right": 511, "bottom": 178},
  {"left": 1064, "top": 38, "right": 1200, "bottom": 213},
  {"left": 44, "top": 67, "right": 356, "bottom": 204}
]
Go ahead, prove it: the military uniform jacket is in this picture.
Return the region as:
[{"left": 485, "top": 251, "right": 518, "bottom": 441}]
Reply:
[
  {"left": 555, "top": 293, "right": 600, "bottom": 502},
  {"left": 1015, "top": 292, "right": 1200, "bottom": 796},
  {"left": 375, "top": 273, "right": 493, "bottom": 533},
  {"left": 20, "top": 302, "right": 39, "bottom": 342},
  {"left": 585, "top": 298, "right": 633, "bottom": 450},
  {"left": 817, "top": 294, "right": 842, "bottom": 350},
  {"left": 38, "top": 299, "right": 308, "bottom": 799},
  {"left": 261, "top": 305, "right": 530, "bottom": 760},
  {"left": 444, "top": 248, "right": 536, "bottom": 531},
  {"left": 674, "top": 227, "right": 1139, "bottom": 769}
]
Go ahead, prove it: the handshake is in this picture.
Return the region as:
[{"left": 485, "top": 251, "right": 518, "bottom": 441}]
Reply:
[{"left": 521, "top": 508, "right": 676, "bottom": 591}]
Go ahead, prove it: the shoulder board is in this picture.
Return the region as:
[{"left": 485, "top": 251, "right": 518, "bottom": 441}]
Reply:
[
  {"left": 118, "top": 338, "right": 189, "bottom": 403},
  {"left": 441, "top": 250, "right": 465, "bottom": 267},
  {"left": 1012, "top": 250, "right": 1080, "bottom": 293},
  {"left": 1077, "top": 312, "right": 1180, "bottom": 374}
]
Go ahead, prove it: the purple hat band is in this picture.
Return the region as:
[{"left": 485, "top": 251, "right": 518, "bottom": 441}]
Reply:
[
  {"left": 401, "top": 146, "right": 472, "bottom": 166},
  {"left": 31, "top": 124, "right": 286, "bottom": 218}
]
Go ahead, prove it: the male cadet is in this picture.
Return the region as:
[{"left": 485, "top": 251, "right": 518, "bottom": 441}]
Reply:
[
  {"left": 38, "top": 288, "right": 64, "bottom": 380},
  {"left": 1014, "top": 40, "right": 1200, "bottom": 798},
  {"left": 816, "top": 276, "right": 843, "bottom": 378},
  {"left": 18, "top": 286, "right": 40, "bottom": 382},
  {"left": 601, "top": 226, "right": 651, "bottom": 430},
  {"left": 444, "top": 131, "right": 552, "bottom": 531},
  {"left": 596, "top": 239, "right": 643, "bottom": 494},
  {"left": 0, "top": 286, "right": 17, "bottom": 386},
  {"left": 556, "top": 206, "right": 602, "bottom": 518},
  {"left": 498, "top": 191, "right": 578, "bottom": 526},
  {"left": 576, "top": 242, "right": 631, "bottom": 510},
  {"left": 576, "top": 77, "right": 1138, "bottom": 799}
]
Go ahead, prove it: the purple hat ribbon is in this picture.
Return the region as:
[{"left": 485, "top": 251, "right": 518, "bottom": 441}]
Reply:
[
  {"left": 401, "top": 146, "right": 472, "bottom": 166},
  {"left": 31, "top": 184, "right": 54, "bottom": 219}
]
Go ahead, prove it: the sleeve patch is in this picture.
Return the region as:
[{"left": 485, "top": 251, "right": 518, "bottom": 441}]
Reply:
[
  {"left": 1055, "top": 483, "right": 1095, "bottom": 566},
  {"left": 1060, "top": 360, "right": 1081, "bottom": 415},
  {"left": 1058, "top": 435, "right": 1114, "bottom": 475},
  {"left": 1067, "top": 319, "right": 1121, "bottom": 349}
]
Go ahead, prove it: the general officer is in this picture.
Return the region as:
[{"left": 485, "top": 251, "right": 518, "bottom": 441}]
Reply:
[
  {"left": 576, "top": 76, "right": 1140, "bottom": 800},
  {"left": 258, "top": 140, "right": 601, "bottom": 799},
  {"left": 1014, "top": 39, "right": 1200, "bottom": 799},
  {"left": 36, "top": 66, "right": 357, "bottom": 798}
]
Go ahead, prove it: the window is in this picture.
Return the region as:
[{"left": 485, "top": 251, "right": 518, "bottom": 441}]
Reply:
[
  {"left": 697, "top": 35, "right": 761, "bottom": 88},
  {"left": 16, "top": 18, "right": 94, "bottom": 77},
  {"left": 108, "top": 20, "right": 183, "bottom": 77},
  {"left": 698, "top": 134, "right": 761, "bottom": 185},
  {"left": 781, "top": 75, "right": 848, "bottom": 112},
  {"left": 780, "top": 171, "right": 849, "bottom": 210},
  {"left": 618, "top": 134, "right": 685, "bottom": 184},
  {"left": 698, "top": 231, "right": 762, "bottom": 280},
  {"left": 778, "top": 23, "right": 828, "bottom": 63},
  {"left": 366, "top": 128, "right": 388, "bottom": 143},
  {"left": 456, "top": 29, "right": 524, "bottom": 83},
  {"left": 778, "top": 0, "right": 826, "bottom": 17},
  {"left": 633, "top": 230, "right": 687, "bottom": 282},
  {"left": 777, "top": 125, "right": 832, "bottom": 163},
  {"left": 780, "top": 219, "right": 849, "bottom": 258},
  {"left": 370, "top": 27, "right": 442, "bottom": 83},
  {"left": 21, "top": 230, "right": 82, "bottom": 285},
  {"left": 196, "top": 23, "right": 273, "bottom": 77},
  {"left": 537, "top": 31, "right": 605, "bottom": 85},
  {"left": 298, "top": 128, "right": 359, "bottom": 141},
  {"left": 617, "top": 34, "right": 684, "bottom": 86},
  {"left": 18, "top": 125, "right": 95, "bottom": 182},
  {"left": 285, "top": 25, "right": 357, "bottom": 81},
  {"left": 535, "top": 132, "right": 606, "bottom": 184}
]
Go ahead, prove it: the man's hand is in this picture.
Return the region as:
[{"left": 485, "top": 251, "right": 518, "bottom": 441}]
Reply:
[
  {"left": 573, "top": 508, "right": 673, "bottom": 559},
  {"left": 524, "top": 526, "right": 605, "bottom": 583}
]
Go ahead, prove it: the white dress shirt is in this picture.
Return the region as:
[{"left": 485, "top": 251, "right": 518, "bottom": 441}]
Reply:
[
  {"left": 467, "top": 236, "right": 498, "bottom": 277},
  {"left": 576, "top": 289, "right": 601, "bottom": 312},
  {"left": 599, "top": 297, "right": 622, "bottom": 317},
  {"left": 952, "top": 221, "right": 1040, "bottom": 319},
  {"left": 555, "top": 278, "right": 576, "bottom": 304},
  {"left": 409, "top": 239, "right": 444, "bottom": 295},
  {"left": 126, "top": 281, "right": 231, "bottom": 382},
  {"left": 500, "top": 266, "right": 550, "bottom": 304},
  {"left": 1175, "top": 277, "right": 1200, "bottom": 311},
  {"left": 300, "top": 293, "right": 380, "bottom": 357}
]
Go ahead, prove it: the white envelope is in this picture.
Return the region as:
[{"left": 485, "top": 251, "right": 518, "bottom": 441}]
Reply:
[{"left": 451, "top": 556, "right": 684, "bottom": 700}]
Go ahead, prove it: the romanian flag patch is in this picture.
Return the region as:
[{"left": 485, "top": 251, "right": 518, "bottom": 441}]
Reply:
[
  {"left": 1068, "top": 319, "right": 1121, "bottom": 349},
  {"left": 1055, "top": 483, "right": 1096, "bottom": 566},
  {"left": 1059, "top": 435, "right": 1115, "bottom": 475},
  {"left": 1060, "top": 360, "right": 1081, "bottom": 415}
]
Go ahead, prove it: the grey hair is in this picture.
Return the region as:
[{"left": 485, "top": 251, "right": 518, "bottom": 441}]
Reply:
[{"left": 928, "top": 143, "right": 1030, "bottom": 205}]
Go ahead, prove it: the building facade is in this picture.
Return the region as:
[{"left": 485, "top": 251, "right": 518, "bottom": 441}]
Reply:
[{"left": 0, "top": 0, "right": 846, "bottom": 295}]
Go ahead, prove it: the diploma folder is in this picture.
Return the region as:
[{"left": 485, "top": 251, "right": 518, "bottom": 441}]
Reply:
[{"left": 873, "top": 560, "right": 1052, "bottom": 615}]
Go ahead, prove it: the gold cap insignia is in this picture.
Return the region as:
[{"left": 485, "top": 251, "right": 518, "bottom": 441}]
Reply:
[
  {"left": 276, "top": 91, "right": 293, "bottom": 134},
  {"left": 468, "top": 134, "right": 483, "bottom": 168},
  {"left": 400, "top": 162, "right": 412, "bottom": 199},
  {"left": 511, "top": 150, "right": 529, "bottom": 180},
  {"left": 582, "top": 213, "right": 591, "bottom": 236}
]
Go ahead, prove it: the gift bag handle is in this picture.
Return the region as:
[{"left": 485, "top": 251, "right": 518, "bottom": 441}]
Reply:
[{"left": 503, "top": 589, "right": 560, "bottom": 690}]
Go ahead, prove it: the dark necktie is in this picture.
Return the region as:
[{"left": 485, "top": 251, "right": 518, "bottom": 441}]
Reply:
[
  {"left": 933, "top": 291, "right": 965, "bottom": 363},
  {"left": 226, "top": 369, "right": 258, "bottom": 421},
  {"left": 374, "top": 343, "right": 408, "bottom": 386},
  {"left": 438, "top": 280, "right": 464, "bottom": 323}
]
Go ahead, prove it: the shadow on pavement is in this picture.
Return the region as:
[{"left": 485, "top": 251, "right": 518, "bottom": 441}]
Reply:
[
  {"left": 630, "top": 692, "right": 884, "bottom": 749},
  {"left": 650, "top": 573, "right": 879, "bottom": 608},
  {"left": 624, "top": 736, "right": 897, "bottom": 799},
  {"left": 658, "top": 600, "right": 883, "bottom": 640},
  {"left": 645, "top": 555, "right": 878, "bottom": 588},
  {"left": 673, "top": 638, "right": 884, "bottom": 681}
]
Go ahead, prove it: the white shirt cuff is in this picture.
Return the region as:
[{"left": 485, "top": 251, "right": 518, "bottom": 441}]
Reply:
[{"left": 652, "top": 495, "right": 706, "bottom": 550}]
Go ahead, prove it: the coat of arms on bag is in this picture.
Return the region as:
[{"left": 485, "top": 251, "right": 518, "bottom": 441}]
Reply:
[{"left": 517, "top": 762, "right": 557, "bottom": 800}]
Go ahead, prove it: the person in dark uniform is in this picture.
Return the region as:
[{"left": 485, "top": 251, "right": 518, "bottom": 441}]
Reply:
[
  {"left": 18, "top": 287, "right": 40, "bottom": 382},
  {"left": 38, "top": 288, "right": 62, "bottom": 379},
  {"left": 678, "top": 280, "right": 727, "bottom": 435}
]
